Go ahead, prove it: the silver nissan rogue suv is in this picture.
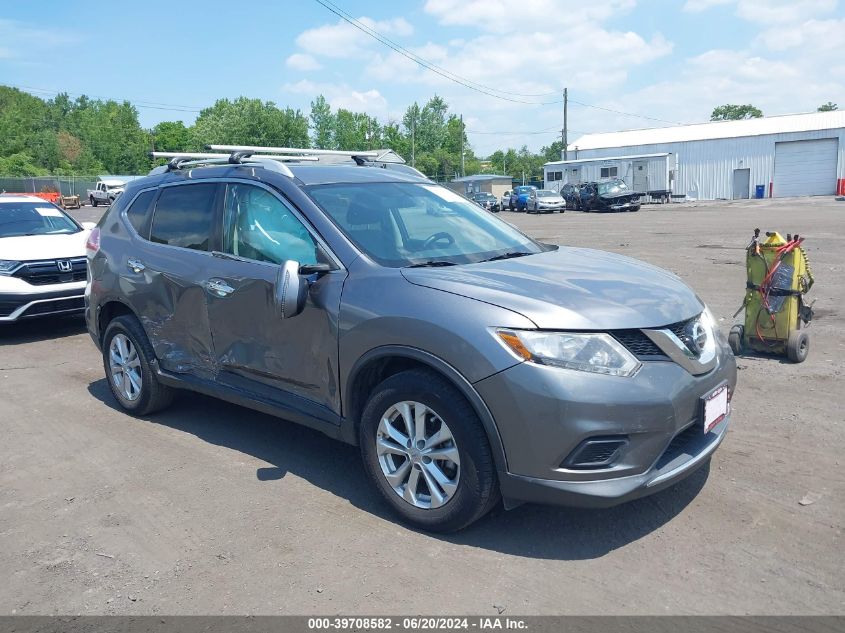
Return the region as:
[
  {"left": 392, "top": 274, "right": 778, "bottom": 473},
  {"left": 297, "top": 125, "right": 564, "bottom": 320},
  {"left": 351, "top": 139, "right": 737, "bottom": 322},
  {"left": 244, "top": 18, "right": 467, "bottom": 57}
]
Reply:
[{"left": 85, "top": 149, "right": 736, "bottom": 532}]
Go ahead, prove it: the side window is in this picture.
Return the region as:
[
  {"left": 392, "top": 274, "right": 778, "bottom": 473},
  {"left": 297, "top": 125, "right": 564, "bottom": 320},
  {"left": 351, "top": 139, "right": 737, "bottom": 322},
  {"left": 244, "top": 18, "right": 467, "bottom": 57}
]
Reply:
[
  {"left": 124, "top": 189, "right": 156, "bottom": 237},
  {"left": 222, "top": 184, "right": 318, "bottom": 265},
  {"left": 150, "top": 183, "right": 217, "bottom": 251}
]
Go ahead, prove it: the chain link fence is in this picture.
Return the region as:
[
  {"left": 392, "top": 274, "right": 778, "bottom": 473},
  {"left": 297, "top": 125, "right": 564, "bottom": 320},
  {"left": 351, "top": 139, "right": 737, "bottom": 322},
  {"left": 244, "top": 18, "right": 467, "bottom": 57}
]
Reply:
[{"left": 0, "top": 176, "right": 99, "bottom": 197}]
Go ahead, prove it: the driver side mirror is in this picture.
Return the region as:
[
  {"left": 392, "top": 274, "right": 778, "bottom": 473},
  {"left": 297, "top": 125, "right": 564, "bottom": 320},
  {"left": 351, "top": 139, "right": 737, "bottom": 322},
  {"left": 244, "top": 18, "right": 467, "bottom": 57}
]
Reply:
[{"left": 275, "top": 260, "right": 308, "bottom": 319}]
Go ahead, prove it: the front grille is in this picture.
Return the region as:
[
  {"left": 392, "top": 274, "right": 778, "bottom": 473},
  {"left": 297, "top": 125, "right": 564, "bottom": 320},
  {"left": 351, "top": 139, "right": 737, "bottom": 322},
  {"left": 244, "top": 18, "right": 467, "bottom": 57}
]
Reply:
[
  {"left": 666, "top": 317, "right": 695, "bottom": 340},
  {"left": 612, "top": 330, "right": 667, "bottom": 359},
  {"left": 12, "top": 258, "right": 87, "bottom": 286},
  {"left": 21, "top": 297, "right": 84, "bottom": 317}
]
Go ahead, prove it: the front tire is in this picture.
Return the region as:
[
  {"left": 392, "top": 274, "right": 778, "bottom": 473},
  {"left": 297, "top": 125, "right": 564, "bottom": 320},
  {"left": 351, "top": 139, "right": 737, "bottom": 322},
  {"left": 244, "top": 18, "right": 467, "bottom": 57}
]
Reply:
[
  {"left": 102, "top": 315, "right": 174, "bottom": 415},
  {"left": 359, "top": 369, "right": 499, "bottom": 533}
]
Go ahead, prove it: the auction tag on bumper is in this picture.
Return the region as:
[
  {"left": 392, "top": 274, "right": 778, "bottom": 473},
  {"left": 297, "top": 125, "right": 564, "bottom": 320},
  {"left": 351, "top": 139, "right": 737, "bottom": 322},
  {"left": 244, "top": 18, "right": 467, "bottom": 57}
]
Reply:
[{"left": 703, "top": 385, "right": 729, "bottom": 433}]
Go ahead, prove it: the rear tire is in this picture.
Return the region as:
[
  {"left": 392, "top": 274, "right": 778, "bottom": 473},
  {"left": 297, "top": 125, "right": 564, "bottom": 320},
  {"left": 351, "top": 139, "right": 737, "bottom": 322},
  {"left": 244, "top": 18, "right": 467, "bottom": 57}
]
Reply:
[
  {"left": 359, "top": 369, "right": 499, "bottom": 533},
  {"left": 728, "top": 324, "right": 744, "bottom": 356},
  {"left": 102, "top": 315, "right": 174, "bottom": 415},
  {"left": 786, "top": 330, "right": 809, "bottom": 363}
]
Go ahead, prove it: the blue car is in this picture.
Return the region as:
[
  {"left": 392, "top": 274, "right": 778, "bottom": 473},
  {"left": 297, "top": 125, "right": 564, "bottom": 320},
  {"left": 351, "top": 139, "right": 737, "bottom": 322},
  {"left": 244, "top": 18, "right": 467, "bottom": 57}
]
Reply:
[{"left": 509, "top": 185, "right": 537, "bottom": 211}]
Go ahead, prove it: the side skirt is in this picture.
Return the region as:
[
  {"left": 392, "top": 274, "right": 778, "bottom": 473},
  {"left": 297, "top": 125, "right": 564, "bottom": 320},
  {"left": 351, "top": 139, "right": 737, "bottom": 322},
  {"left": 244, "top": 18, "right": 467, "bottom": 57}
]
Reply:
[{"left": 153, "top": 365, "right": 352, "bottom": 444}]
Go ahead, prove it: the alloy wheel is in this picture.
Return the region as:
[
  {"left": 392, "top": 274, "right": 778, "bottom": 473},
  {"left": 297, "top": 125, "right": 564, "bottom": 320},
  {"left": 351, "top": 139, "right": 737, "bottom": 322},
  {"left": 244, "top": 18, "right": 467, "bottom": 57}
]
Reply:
[
  {"left": 376, "top": 401, "right": 461, "bottom": 509},
  {"left": 109, "top": 333, "right": 142, "bottom": 401}
]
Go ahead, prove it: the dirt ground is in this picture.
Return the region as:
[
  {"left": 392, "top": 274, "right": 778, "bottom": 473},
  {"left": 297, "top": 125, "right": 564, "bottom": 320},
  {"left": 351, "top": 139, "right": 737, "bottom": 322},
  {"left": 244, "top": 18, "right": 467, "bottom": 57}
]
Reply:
[{"left": 0, "top": 197, "right": 843, "bottom": 615}]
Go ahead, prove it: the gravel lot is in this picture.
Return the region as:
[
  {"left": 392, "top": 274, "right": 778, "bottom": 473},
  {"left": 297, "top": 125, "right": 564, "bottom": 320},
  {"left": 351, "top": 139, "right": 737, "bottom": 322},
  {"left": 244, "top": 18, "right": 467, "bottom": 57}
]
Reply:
[{"left": 1, "top": 197, "right": 843, "bottom": 615}]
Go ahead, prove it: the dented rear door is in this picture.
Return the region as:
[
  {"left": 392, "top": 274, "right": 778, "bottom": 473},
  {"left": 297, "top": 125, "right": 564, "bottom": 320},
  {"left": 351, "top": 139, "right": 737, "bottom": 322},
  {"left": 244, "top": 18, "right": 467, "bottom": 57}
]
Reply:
[{"left": 131, "top": 182, "right": 222, "bottom": 379}]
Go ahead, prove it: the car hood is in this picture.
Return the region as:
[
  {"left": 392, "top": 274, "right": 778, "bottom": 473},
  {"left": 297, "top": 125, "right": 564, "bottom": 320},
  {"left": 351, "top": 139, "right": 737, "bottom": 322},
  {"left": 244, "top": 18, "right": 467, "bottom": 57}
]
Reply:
[
  {"left": 537, "top": 196, "right": 564, "bottom": 203},
  {"left": 401, "top": 248, "right": 702, "bottom": 330},
  {"left": 0, "top": 231, "right": 89, "bottom": 261},
  {"left": 600, "top": 190, "right": 641, "bottom": 200}
]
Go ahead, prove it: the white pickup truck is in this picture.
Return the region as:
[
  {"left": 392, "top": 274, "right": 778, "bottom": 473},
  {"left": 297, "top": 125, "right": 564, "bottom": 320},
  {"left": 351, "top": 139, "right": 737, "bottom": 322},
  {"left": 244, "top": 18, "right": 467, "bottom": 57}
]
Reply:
[{"left": 87, "top": 180, "right": 126, "bottom": 207}]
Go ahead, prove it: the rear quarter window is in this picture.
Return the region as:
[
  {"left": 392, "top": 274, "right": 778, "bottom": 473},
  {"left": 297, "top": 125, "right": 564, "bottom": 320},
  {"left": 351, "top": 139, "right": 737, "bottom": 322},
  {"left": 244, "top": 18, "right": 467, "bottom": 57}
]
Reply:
[{"left": 124, "top": 189, "right": 157, "bottom": 237}]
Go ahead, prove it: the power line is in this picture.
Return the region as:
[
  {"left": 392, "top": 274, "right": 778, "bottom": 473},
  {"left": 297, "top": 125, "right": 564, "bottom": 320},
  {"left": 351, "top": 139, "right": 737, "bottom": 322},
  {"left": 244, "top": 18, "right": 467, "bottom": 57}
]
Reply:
[
  {"left": 311, "top": 0, "right": 561, "bottom": 105},
  {"left": 312, "top": 0, "right": 687, "bottom": 125},
  {"left": 313, "top": 0, "right": 561, "bottom": 100},
  {"left": 10, "top": 84, "right": 203, "bottom": 113},
  {"left": 569, "top": 99, "right": 681, "bottom": 125}
]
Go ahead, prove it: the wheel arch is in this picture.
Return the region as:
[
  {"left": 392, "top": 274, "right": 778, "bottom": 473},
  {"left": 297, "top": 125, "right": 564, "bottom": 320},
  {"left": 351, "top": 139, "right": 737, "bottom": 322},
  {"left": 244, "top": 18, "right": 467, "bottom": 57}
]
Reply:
[
  {"left": 96, "top": 299, "right": 138, "bottom": 345},
  {"left": 343, "top": 345, "right": 509, "bottom": 473}
]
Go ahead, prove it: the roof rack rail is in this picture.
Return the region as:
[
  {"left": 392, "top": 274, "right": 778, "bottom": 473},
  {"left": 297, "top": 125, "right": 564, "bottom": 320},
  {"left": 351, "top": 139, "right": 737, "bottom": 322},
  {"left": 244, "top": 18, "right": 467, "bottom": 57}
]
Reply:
[
  {"left": 207, "top": 145, "right": 381, "bottom": 159},
  {"left": 148, "top": 151, "right": 318, "bottom": 177}
]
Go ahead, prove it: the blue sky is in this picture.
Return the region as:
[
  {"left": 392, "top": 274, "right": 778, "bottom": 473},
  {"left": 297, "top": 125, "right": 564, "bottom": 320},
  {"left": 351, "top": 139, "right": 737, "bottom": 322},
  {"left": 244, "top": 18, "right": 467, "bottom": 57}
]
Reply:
[{"left": 2, "top": 0, "right": 843, "bottom": 155}]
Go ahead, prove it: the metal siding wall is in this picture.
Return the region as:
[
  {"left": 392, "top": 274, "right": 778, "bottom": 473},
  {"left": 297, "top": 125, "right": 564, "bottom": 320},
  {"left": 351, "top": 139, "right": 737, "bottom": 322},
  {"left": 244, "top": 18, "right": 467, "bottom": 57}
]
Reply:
[{"left": 574, "top": 128, "right": 845, "bottom": 200}]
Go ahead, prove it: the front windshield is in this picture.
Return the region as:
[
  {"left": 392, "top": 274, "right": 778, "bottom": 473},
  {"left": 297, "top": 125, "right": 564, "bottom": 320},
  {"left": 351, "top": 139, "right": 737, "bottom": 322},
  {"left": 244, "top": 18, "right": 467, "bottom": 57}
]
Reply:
[
  {"left": 474, "top": 193, "right": 495, "bottom": 200},
  {"left": 308, "top": 182, "right": 547, "bottom": 267},
  {"left": 598, "top": 180, "right": 629, "bottom": 195},
  {"left": 515, "top": 186, "right": 534, "bottom": 194},
  {"left": 0, "top": 202, "right": 79, "bottom": 238}
]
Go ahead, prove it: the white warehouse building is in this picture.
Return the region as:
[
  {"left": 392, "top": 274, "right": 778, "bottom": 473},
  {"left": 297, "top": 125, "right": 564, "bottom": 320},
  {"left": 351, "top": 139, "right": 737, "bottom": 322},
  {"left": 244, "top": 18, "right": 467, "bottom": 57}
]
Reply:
[{"left": 546, "top": 111, "right": 845, "bottom": 201}]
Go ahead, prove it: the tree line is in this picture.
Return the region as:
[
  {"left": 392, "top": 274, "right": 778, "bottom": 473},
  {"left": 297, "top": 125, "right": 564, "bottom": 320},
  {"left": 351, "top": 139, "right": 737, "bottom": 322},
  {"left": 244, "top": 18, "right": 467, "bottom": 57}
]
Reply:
[
  {"left": 0, "top": 85, "right": 560, "bottom": 181},
  {"left": 2, "top": 85, "right": 838, "bottom": 181}
]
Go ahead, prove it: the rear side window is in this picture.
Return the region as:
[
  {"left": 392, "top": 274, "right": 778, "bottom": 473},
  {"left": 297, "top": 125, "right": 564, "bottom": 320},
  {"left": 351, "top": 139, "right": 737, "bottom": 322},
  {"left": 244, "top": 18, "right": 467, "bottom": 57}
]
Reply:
[
  {"left": 150, "top": 184, "right": 217, "bottom": 251},
  {"left": 125, "top": 189, "right": 156, "bottom": 237}
]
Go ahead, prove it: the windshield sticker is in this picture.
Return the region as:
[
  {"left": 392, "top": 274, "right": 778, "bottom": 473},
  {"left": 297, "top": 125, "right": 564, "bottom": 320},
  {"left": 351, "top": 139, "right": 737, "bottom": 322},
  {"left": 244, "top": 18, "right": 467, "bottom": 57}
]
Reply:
[{"left": 36, "top": 207, "right": 64, "bottom": 218}]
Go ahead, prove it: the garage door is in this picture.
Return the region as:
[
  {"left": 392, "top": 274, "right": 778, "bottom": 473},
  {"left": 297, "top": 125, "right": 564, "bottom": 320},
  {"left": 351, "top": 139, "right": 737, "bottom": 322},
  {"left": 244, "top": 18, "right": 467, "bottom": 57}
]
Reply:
[{"left": 773, "top": 138, "right": 839, "bottom": 197}]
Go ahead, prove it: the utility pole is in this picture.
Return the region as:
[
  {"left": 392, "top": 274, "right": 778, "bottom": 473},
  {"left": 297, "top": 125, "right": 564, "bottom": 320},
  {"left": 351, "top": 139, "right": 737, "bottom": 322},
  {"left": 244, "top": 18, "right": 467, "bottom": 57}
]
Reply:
[
  {"left": 460, "top": 114, "right": 465, "bottom": 178},
  {"left": 563, "top": 88, "right": 568, "bottom": 161},
  {"left": 411, "top": 118, "right": 415, "bottom": 168}
]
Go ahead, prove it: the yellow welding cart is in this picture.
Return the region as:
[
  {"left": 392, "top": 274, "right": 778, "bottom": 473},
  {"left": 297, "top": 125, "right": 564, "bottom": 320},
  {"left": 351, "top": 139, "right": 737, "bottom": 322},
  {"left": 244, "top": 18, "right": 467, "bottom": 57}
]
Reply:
[{"left": 729, "top": 230, "right": 814, "bottom": 363}]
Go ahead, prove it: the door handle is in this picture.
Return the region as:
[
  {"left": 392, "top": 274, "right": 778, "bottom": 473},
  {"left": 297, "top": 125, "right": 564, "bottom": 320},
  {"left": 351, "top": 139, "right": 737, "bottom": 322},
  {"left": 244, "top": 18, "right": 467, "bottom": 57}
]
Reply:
[
  {"left": 127, "top": 257, "right": 145, "bottom": 273},
  {"left": 205, "top": 278, "right": 235, "bottom": 297}
]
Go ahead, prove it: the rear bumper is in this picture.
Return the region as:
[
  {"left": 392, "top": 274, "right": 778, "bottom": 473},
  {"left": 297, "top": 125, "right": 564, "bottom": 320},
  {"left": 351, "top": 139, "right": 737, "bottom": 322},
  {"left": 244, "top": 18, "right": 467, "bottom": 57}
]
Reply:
[{"left": 0, "top": 286, "right": 86, "bottom": 322}]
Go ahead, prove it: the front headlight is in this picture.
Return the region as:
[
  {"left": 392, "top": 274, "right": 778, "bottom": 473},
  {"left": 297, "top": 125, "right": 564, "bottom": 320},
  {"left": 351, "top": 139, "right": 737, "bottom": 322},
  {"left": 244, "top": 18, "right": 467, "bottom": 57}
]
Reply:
[
  {"left": 697, "top": 308, "right": 717, "bottom": 364},
  {"left": 496, "top": 329, "right": 641, "bottom": 377},
  {"left": 0, "top": 260, "right": 22, "bottom": 275}
]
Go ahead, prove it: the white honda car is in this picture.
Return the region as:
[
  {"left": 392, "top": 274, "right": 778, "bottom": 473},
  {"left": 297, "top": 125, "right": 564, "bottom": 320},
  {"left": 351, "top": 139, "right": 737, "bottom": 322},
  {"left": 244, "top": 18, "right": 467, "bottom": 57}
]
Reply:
[{"left": 0, "top": 195, "right": 96, "bottom": 323}]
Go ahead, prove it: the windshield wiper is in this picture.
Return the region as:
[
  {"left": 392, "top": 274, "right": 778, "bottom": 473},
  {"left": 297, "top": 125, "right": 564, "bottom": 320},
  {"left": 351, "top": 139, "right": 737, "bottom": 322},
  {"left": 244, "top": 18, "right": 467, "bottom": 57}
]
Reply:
[
  {"left": 479, "top": 251, "right": 533, "bottom": 263},
  {"left": 405, "top": 260, "right": 458, "bottom": 268}
]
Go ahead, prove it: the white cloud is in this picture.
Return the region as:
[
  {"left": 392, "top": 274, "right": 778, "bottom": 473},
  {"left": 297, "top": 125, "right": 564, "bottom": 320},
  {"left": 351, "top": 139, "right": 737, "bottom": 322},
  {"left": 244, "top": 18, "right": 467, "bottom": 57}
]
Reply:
[
  {"left": 755, "top": 17, "right": 845, "bottom": 50},
  {"left": 734, "top": 0, "right": 837, "bottom": 23},
  {"left": 285, "top": 53, "right": 322, "bottom": 71},
  {"left": 279, "top": 2, "right": 844, "bottom": 156},
  {"left": 683, "top": 0, "right": 733, "bottom": 12},
  {"left": 0, "top": 19, "right": 80, "bottom": 64},
  {"left": 283, "top": 80, "right": 390, "bottom": 119},
  {"left": 424, "top": 0, "right": 637, "bottom": 32},
  {"left": 295, "top": 16, "right": 413, "bottom": 59},
  {"left": 683, "top": 0, "right": 838, "bottom": 22}
]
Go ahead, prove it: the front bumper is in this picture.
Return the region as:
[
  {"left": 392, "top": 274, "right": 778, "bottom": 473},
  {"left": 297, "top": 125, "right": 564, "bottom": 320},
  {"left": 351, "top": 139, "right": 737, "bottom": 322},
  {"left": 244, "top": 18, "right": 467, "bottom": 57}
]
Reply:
[
  {"left": 537, "top": 204, "right": 565, "bottom": 213},
  {"left": 475, "top": 343, "right": 736, "bottom": 507},
  {"left": 0, "top": 283, "right": 86, "bottom": 322},
  {"left": 499, "top": 416, "right": 727, "bottom": 507},
  {"left": 606, "top": 201, "right": 641, "bottom": 211}
]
